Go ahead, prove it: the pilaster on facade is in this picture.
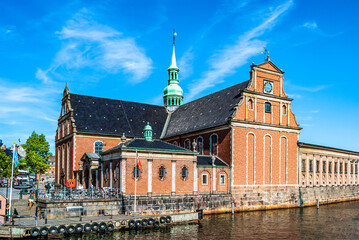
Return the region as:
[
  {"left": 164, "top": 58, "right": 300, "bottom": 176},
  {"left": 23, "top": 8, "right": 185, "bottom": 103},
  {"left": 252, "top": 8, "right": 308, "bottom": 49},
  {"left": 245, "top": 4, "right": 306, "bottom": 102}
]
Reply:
[
  {"left": 171, "top": 160, "right": 176, "bottom": 195},
  {"left": 148, "top": 159, "right": 153, "bottom": 195},
  {"left": 121, "top": 158, "right": 126, "bottom": 194}
]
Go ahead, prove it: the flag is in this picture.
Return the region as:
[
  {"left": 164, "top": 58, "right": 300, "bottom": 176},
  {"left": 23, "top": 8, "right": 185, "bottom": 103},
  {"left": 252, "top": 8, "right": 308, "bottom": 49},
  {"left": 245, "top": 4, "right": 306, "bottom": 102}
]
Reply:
[
  {"left": 13, "top": 146, "right": 19, "bottom": 168},
  {"left": 136, "top": 149, "right": 142, "bottom": 171}
]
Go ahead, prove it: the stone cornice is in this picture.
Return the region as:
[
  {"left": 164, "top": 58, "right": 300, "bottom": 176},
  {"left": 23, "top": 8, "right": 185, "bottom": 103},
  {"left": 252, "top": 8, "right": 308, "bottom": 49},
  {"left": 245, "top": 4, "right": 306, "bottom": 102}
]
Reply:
[{"left": 243, "top": 89, "right": 293, "bottom": 102}]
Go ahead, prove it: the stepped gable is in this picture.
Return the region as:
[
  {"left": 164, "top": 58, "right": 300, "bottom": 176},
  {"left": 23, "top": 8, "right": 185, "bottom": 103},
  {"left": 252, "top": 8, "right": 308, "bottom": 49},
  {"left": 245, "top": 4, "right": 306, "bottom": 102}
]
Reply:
[
  {"left": 103, "top": 138, "right": 193, "bottom": 153},
  {"left": 164, "top": 80, "right": 250, "bottom": 138},
  {"left": 70, "top": 94, "right": 168, "bottom": 139}
]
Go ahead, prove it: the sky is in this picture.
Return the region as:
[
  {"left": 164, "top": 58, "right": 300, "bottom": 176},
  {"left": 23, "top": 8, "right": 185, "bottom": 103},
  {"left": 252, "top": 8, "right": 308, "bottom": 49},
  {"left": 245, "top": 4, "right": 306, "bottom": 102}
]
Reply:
[{"left": 0, "top": 0, "right": 358, "bottom": 154}]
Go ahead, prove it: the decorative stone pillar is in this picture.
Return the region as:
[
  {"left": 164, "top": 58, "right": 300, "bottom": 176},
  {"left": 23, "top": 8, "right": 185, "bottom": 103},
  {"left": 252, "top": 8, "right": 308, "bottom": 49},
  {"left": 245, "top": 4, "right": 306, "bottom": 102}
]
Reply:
[
  {"left": 193, "top": 161, "right": 198, "bottom": 193},
  {"left": 326, "top": 157, "right": 329, "bottom": 185},
  {"left": 319, "top": 156, "right": 323, "bottom": 186},
  {"left": 306, "top": 155, "right": 309, "bottom": 187},
  {"left": 109, "top": 160, "right": 113, "bottom": 188},
  {"left": 121, "top": 158, "right": 126, "bottom": 194},
  {"left": 171, "top": 160, "right": 176, "bottom": 195},
  {"left": 212, "top": 155, "right": 216, "bottom": 192},
  {"left": 148, "top": 159, "right": 152, "bottom": 195}
]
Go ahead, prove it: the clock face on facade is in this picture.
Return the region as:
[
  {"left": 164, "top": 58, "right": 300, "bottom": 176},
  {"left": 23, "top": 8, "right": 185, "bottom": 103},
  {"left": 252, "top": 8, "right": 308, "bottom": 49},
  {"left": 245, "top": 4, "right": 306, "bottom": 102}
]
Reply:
[{"left": 263, "top": 81, "right": 273, "bottom": 94}]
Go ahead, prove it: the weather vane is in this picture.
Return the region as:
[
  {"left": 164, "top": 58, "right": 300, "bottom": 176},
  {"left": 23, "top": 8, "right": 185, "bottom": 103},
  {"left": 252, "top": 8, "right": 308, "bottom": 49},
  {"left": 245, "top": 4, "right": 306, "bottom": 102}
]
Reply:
[
  {"left": 173, "top": 29, "right": 177, "bottom": 45},
  {"left": 261, "top": 47, "right": 270, "bottom": 61}
]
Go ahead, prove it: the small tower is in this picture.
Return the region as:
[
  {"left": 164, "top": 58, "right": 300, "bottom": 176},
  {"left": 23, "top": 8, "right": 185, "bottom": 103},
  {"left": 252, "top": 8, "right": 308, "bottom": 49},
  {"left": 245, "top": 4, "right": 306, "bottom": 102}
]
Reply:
[
  {"left": 144, "top": 122, "right": 153, "bottom": 141},
  {"left": 163, "top": 30, "right": 183, "bottom": 112}
]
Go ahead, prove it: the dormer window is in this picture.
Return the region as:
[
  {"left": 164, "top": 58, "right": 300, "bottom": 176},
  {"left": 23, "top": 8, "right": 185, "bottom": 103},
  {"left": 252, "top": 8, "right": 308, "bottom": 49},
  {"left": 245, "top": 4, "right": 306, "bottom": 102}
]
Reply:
[{"left": 265, "top": 102, "right": 271, "bottom": 113}]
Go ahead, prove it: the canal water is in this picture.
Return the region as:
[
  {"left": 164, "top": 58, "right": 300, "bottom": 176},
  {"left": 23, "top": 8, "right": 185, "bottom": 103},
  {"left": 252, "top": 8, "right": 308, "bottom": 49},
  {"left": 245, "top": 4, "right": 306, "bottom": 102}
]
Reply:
[{"left": 64, "top": 201, "right": 359, "bottom": 239}]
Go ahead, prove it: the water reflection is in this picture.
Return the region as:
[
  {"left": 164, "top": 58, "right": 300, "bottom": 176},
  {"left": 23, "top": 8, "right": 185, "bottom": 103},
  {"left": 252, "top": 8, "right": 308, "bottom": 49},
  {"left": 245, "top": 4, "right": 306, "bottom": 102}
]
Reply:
[{"left": 64, "top": 201, "right": 359, "bottom": 239}]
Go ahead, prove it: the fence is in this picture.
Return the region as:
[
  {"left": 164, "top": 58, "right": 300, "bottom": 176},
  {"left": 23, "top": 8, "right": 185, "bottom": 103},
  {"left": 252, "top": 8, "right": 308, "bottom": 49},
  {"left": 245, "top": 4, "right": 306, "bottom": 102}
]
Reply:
[{"left": 36, "top": 188, "right": 121, "bottom": 200}]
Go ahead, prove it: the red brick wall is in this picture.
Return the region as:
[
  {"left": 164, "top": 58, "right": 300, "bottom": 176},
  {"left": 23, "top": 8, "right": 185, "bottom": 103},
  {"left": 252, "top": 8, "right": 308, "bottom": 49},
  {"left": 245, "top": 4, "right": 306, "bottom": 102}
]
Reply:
[
  {"left": 232, "top": 127, "right": 298, "bottom": 186},
  {"left": 198, "top": 168, "right": 230, "bottom": 193},
  {"left": 165, "top": 128, "right": 232, "bottom": 165}
]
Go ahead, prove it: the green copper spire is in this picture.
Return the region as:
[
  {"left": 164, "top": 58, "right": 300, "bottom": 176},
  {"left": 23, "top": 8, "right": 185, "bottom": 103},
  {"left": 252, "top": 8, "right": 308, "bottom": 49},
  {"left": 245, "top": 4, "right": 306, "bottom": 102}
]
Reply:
[
  {"left": 144, "top": 122, "right": 153, "bottom": 141},
  {"left": 164, "top": 30, "right": 183, "bottom": 112}
]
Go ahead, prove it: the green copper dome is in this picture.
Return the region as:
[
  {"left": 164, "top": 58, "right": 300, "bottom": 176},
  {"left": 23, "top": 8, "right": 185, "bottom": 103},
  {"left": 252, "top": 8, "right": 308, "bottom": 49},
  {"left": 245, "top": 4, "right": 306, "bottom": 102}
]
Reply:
[
  {"left": 144, "top": 122, "right": 153, "bottom": 141},
  {"left": 163, "top": 35, "right": 183, "bottom": 111}
]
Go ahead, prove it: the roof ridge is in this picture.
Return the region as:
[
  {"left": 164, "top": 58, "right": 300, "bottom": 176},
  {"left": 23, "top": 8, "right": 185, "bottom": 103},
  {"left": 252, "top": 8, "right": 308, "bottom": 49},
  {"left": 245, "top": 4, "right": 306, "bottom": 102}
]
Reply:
[
  {"left": 70, "top": 93, "right": 165, "bottom": 108},
  {"left": 180, "top": 80, "right": 249, "bottom": 107}
]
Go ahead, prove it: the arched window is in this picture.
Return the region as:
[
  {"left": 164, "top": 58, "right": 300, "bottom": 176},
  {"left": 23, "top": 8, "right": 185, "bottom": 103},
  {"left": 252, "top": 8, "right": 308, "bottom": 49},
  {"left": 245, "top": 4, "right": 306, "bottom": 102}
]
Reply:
[
  {"left": 282, "top": 105, "right": 287, "bottom": 115},
  {"left": 184, "top": 139, "right": 191, "bottom": 150},
  {"left": 67, "top": 119, "right": 71, "bottom": 134},
  {"left": 210, "top": 134, "right": 218, "bottom": 156},
  {"left": 248, "top": 99, "right": 254, "bottom": 110},
  {"left": 133, "top": 167, "right": 141, "bottom": 179},
  {"left": 265, "top": 102, "right": 271, "bottom": 113},
  {"left": 181, "top": 166, "right": 188, "bottom": 180},
  {"left": 159, "top": 166, "right": 165, "bottom": 180},
  {"left": 95, "top": 141, "right": 103, "bottom": 154},
  {"left": 196, "top": 137, "right": 204, "bottom": 155}
]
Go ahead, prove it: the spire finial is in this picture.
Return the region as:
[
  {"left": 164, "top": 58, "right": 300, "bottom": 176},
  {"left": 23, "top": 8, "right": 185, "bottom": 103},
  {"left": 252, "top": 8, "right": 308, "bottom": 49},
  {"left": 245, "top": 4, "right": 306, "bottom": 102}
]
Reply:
[
  {"left": 262, "top": 47, "right": 270, "bottom": 62},
  {"left": 173, "top": 29, "right": 177, "bottom": 46}
]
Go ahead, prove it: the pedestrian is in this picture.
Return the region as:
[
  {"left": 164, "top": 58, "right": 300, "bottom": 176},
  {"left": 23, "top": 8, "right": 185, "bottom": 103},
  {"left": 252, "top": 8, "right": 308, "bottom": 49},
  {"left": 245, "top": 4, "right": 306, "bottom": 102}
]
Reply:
[{"left": 28, "top": 191, "right": 35, "bottom": 209}]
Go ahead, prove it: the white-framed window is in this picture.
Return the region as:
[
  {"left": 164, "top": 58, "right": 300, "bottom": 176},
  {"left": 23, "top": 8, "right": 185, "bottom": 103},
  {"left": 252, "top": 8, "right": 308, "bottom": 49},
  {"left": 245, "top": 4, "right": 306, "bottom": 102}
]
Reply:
[
  {"left": 94, "top": 141, "right": 104, "bottom": 154},
  {"left": 210, "top": 134, "right": 218, "bottom": 156},
  {"left": 202, "top": 173, "right": 208, "bottom": 185},
  {"left": 220, "top": 174, "right": 225, "bottom": 185}
]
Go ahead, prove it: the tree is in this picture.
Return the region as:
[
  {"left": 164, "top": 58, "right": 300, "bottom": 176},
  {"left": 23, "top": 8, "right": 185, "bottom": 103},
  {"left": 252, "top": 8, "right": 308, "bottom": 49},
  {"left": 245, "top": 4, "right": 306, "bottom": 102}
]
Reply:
[
  {"left": 23, "top": 131, "right": 51, "bottom": 175},
  {"left": 0, "top": 149, "right": 13, "bottom": 178}
]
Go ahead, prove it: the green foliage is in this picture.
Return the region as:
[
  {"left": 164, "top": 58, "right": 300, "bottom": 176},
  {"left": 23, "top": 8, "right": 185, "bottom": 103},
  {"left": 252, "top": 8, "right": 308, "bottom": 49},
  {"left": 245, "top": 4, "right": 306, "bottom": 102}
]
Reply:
[
  {"left": 0, "top": 149, "right": 13, "bottom": 178},
  {"left": 23, "top": 131, "right": 51, "bottom": 175}
]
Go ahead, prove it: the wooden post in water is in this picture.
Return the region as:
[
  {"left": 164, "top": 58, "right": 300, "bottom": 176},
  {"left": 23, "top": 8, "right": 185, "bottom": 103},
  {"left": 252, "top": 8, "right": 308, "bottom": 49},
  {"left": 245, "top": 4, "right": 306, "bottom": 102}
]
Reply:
[{"left": 316, "top": 199, "right": 319, "bottom": 209}]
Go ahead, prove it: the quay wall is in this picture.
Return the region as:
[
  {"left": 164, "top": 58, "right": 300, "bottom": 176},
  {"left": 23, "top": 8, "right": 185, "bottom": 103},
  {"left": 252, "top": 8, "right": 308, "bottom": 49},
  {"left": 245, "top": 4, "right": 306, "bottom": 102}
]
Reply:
[
  {"left": 231, "top": 185, "right": 359, "bottom": 212},
  {"left": 37, "top": 193, "right": 232, "bottom": 219},
  {"left": 299, "top": 185, "right": 359, "bottom": 206},
  {"left": 37, "top": 186, "right": 359, "bottom": 219}
]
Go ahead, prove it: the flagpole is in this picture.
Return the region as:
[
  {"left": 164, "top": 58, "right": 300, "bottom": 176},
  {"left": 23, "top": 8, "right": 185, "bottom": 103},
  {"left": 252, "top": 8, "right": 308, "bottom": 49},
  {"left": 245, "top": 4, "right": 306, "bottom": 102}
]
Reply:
[
  {"left": 8, "top": 143, "right": 15, "bottom": 223},
  {"left": 134, "top": 149, "right": 137, "bottom": 216}
]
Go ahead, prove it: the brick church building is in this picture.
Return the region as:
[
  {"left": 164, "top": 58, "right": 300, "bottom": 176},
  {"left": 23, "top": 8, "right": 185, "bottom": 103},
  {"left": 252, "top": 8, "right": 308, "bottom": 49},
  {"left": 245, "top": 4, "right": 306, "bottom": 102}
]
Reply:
[{"left": 55, "top": 35, "right": 359, "bottom": 209}]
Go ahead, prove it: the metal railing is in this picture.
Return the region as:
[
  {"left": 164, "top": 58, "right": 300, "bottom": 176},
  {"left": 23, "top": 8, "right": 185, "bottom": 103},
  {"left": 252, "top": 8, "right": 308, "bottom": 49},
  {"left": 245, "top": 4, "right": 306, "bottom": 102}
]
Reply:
[{"left": 36, "top": 188, "right": 122, "bottom": 200}]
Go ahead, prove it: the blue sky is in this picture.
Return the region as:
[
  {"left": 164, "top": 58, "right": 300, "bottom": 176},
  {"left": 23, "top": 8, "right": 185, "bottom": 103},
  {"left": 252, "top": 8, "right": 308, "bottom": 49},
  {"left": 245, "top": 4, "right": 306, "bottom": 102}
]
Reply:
[{"left": 1, "top": 0, "right": 358, "bottom": 153}]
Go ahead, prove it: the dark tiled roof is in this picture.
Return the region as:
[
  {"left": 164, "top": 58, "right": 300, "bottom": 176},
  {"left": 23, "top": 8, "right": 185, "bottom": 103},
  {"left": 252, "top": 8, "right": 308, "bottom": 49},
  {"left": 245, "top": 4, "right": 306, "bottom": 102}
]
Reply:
[
  {"left": 197, "top": 155, "right": 229, "bottom": 167},
  {"left": 83, "top": 153, "right": 100, "bottom": 159},
  {"left": 70, "top": 94, "right": 168, "bottom": 138},
  {"left": 164, "top": 81, "right": 249, "bottom": 137},
  {"left": 103, "top": 138, "right": 193, "bottom": 154}
]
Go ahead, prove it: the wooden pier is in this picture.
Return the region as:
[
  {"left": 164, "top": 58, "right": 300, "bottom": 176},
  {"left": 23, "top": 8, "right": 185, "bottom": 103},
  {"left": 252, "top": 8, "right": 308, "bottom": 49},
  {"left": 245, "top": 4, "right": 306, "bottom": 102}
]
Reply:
[{"left": 0, "top": 212, "right": 201, "bottom": 238}]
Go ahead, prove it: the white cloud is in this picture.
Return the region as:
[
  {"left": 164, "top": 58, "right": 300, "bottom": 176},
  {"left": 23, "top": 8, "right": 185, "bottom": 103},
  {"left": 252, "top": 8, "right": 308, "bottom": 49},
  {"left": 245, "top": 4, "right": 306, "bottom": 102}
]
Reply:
[
  {"left": 36, "top": 9, "right": 153, "bottom": 84},
  {"left": 303, "top": 21, "right": 318, "bottom": 30},
  {"left": 186, "top": 0, "right": 293, "bottom": 100},
  {"left": 178, "top": 47, "right": 194, "bottom": 80}
]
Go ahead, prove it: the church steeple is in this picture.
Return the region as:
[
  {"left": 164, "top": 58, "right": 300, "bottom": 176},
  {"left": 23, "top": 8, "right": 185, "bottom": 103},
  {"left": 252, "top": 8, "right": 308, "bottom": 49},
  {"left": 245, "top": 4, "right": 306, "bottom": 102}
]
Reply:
[{"left": 164, "top": 30, "right": 183, "bottom": 112}]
